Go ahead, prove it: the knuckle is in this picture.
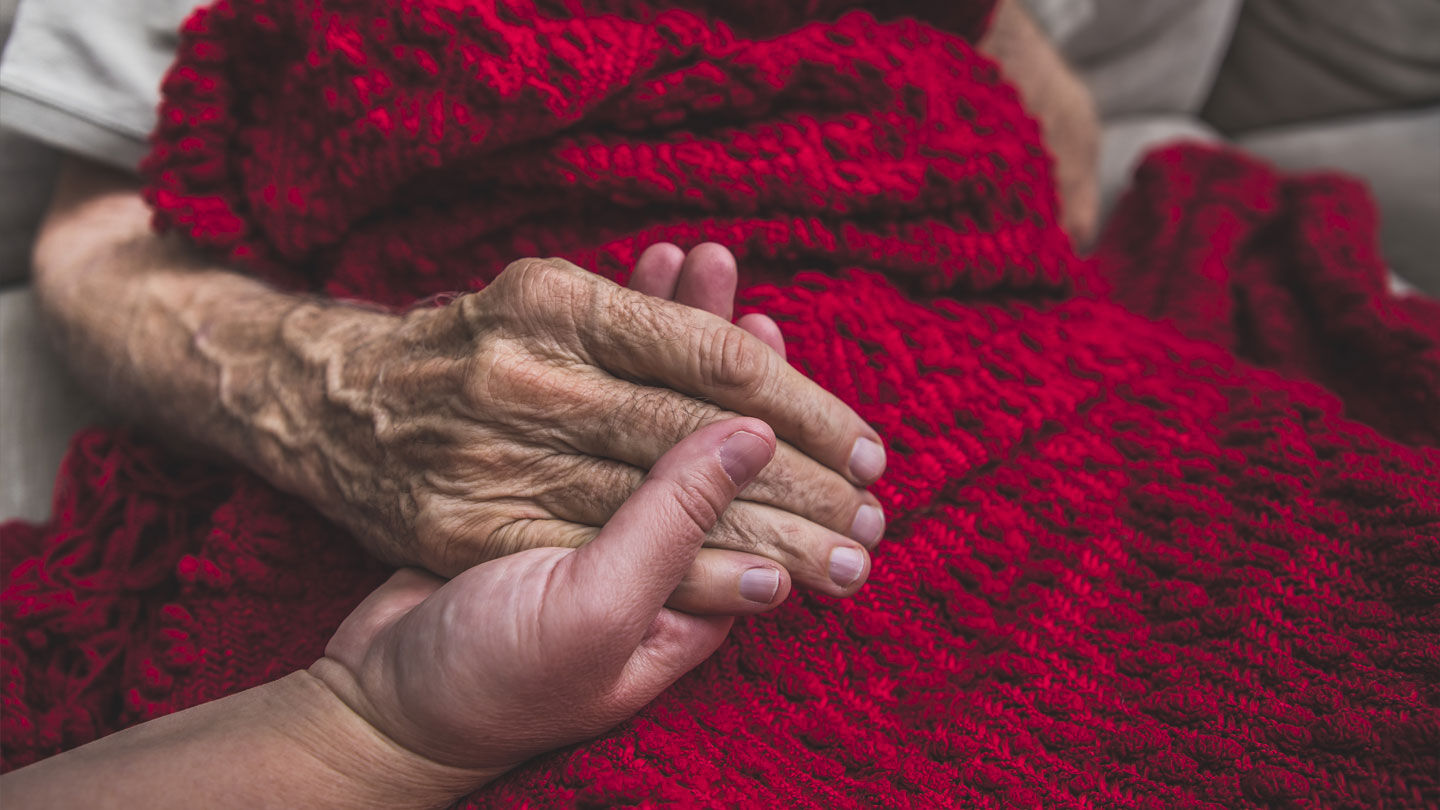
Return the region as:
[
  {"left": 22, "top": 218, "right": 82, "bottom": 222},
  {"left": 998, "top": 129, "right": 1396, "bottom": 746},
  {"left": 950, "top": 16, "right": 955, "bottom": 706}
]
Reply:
[
  {"left": 772, "top": 516, "right": 813, "bottom": 555},
  {"left": 611, "top": 288, "right": 684, "bottom": 345},
  {"left": 708, "top": 509, "right": 761, "bottom": 554},
  {"left": 661, "top": 473, "right": 726, "bottom": 537},
  {"left": 493, "top": 257, "right": 592, "bottom": 331},
  {"left": 711, "top": 506, "right": 806, "bottom": 568},
  {"left": 702, "top": 325, "right": 769, "bottom": 395},
  {"left": 791, "top": 397, "right": 843, "bottom": 452},
  {"left": 499, "top": 257, "right": 565, "bottom": 291}
]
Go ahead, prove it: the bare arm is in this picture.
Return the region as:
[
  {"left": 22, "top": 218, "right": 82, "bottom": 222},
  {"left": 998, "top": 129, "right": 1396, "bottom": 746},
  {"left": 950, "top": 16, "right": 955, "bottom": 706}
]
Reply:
[
  {"left": 1, "top": 420, "right": 774, "bottom": 809},
  {"left": 979, "top": 0, "right": 1101, "bottom": 246},
  {"left": 0, "top": 672, "right": 479, "bottom": 810},
  {"left": 32, "top": 159, "right": 886, "bottom": 606},
  {"left": 33, "top": 160, "right": 378, "bottom": 505}
]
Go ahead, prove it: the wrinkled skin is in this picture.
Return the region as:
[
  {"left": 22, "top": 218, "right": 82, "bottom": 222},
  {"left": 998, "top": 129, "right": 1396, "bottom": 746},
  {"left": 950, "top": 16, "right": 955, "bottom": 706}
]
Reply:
[
  {"left": 33, "top": 162, "right": 885, "bottom": 615},
  {"left": 314, "top": 418, "right": 780, "bottom": 779},
  {"left": 2, "top": 418, "right": 789, "bottom": 808},
  {"left": 303, "top": 243, "right": 885, "bottom": 612}
]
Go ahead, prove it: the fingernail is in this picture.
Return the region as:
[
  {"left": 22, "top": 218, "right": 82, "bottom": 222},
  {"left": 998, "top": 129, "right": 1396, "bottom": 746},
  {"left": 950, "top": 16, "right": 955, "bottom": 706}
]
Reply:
[
  {"left": 720, "top": 430, "right": 771, "bottom": 486},
  {"left": 850, "top": 504, "right": 885, "bottom": 548},
  {"left": 849, "top": 438, "right": 886, "bottom": 483},
  {"left": 739, "top": 567, "right": 780, "bottom": 603},
  {"left": 829, "top": 547, "right": 866, "bottom": 588}
]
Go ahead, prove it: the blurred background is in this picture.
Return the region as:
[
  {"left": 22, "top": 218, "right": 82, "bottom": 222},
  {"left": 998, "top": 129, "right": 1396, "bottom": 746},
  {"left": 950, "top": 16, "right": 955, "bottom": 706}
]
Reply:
[{"left": 2, "top": 0, "right": 1438, "bottom": 522}]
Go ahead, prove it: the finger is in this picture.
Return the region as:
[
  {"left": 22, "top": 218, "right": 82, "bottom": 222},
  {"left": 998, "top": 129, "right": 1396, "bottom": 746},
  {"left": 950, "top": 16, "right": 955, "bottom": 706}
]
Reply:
[
  {"left": 479, "top": 259, "right": 885, "bottom": 485},
  {"left": 516, "top": 452, "right": 877, "bottom": 598},
  {"left": 632, "top": 243, "right": 782, "bottom": 358},
  {"left": 713, "top": 500, "right": 873, "bottom": 597},
  {"left": 562, "top": 418, "right": 775, "bottom": 643},
  {"left": 428, "top": 480, "right": 801, "bottom": 614},
  {"left": 672, "top": 242, "right": 737, "bottom": 321},
  {"left": 736, "top": 312, "right": 786, "bottom": 359},
  {"left": 418, "top": 447, "right": 852, "bottom": 586},
  {"left": 635, "top": 243, "right": 783, "bottom": 360},
  {"left": 535, "top": 379, "right": 882, "bottom": 544},
  {"left": 665, "top": 548, "right": 791, "bottom": 614},
  {"left": 581, "top": 282, "right": 886, "bottom": 486},
  {"left": 627, "top": 242, "right": 685, "bottom": 298}
]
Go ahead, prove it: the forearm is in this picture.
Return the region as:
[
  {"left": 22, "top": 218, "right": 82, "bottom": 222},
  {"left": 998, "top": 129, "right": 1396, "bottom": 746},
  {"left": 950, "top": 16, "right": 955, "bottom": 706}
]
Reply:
[
  {"left": 32, "top": 159, "right": 396, "bottom": 522},
  {"left": 980, "top": 0, "right": 1085, "bottom": 110},
  {"left": 32, "top": 161, "right": 890, "bottom": 589},
  {"left": 979, "top": 0, "right": 1100, "bottom": 242},
  {"left": 0, "top": 672, "right": 484, "bottom": 809}
]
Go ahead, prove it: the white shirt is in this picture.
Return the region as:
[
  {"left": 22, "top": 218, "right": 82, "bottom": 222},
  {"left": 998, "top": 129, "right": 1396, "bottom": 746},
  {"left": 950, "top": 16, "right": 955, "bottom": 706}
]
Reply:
[{"left": 0, "top": 0, "right": 195, "bottom": 170}]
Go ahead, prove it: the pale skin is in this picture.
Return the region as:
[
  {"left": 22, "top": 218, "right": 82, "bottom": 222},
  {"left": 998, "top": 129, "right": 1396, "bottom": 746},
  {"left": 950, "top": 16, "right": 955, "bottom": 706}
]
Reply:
[{"left": 1, "top": 1, "right": 1099, "bottom": 803}]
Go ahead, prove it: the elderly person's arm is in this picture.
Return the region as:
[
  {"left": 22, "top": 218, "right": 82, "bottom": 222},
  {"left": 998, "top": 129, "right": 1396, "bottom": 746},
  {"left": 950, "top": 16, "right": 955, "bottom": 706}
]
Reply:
[
  {"left": 1, "top": 420, "right": 774, "bottom": 808},
  {"left": 980, "top": 0, "right": 1101, "bottom": 246},
  {"left": 33, "top": 158, "right": 888, "bottom": 609}
]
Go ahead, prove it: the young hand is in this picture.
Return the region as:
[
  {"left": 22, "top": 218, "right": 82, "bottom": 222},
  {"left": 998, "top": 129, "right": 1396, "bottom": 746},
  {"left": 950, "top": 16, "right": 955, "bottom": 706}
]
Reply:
[{"left": 311, "top": 417, "right": 781, "bottom": 777}]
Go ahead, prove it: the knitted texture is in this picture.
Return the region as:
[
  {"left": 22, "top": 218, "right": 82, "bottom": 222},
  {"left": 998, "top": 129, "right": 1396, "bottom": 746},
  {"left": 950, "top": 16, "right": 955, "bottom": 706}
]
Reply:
[{"left": 4, "top": 1, "right": 1440, "bottom": 807}]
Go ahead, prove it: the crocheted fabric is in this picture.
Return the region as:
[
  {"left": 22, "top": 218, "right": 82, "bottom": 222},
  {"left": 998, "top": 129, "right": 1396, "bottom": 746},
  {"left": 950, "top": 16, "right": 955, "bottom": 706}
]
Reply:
[{"left": 4, "top": 1, "right": 1440, "bottom": 806}]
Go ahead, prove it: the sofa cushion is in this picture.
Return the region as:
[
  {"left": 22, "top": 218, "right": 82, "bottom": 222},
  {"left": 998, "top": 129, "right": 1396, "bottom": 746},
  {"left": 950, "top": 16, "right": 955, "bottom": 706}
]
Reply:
[
  {"left": 1203, "top": 0, "right": 1440, "bottom": 134},
  {"left": 1052, "top": 0, "right": 1241, "bottom": 118},
  {"left": 1234, "top": 106, "right": 1440, "bottom": 295},
  {"left": 0, "top": 286, "right": 104, "bottom": 522}
]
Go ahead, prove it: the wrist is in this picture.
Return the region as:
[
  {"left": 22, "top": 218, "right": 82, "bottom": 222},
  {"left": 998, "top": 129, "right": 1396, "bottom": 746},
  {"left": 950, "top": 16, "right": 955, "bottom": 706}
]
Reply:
[
  {"left": 273, "top": 670, "right": 499, "bottom": 809},
  {"left": 248, "top": 300, "right": 439, "bottom": 557},
  {"left": 243, "top": 298, "right": 396, "bottom": 493},
  {"left": 0, "top": 671, "right": 493, "bottom": 809}
]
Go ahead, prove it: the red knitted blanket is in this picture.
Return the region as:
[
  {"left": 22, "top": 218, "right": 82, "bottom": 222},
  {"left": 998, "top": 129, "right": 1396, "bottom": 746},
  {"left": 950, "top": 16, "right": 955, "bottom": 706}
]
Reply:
[{"left": 5, "top": 1, "right": 1440, "bottom": 806}]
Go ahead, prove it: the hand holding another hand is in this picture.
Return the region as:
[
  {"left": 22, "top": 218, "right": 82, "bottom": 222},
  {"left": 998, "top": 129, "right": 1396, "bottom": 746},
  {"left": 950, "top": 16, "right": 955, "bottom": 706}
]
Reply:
[
  {"left": 313, "top": 418, "right": 779, "bottom": 787},
  {"left": 287, "top": 244, "right": 886, "bottom": 612},
  {"left": 1, "top": 420, "right": 791, "bottom": 809}
]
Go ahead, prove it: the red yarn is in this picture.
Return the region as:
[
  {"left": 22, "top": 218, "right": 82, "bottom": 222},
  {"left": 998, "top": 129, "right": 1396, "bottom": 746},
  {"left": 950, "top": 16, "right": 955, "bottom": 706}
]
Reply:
[{"left": 4, "top": 1, "right": 1439, "bottom": 806}]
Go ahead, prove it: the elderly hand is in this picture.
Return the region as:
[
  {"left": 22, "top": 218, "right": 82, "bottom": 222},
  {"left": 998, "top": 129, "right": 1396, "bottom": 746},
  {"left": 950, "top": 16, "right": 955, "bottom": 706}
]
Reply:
[
  {"left": 313, "top": 418, "right": 779, "bottom": 785},
  {"left": 34, "top": 163, "right": 883, "bottom": 613},
  {"left": 285, "top": 244, "right": 884, "bottom": 611}
]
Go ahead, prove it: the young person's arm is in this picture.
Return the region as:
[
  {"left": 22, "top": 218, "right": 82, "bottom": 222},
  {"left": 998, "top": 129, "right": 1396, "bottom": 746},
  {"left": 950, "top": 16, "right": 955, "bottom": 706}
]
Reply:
[
  {"left": 0, "top": 672, "right": 482, "bottom": 809},
  {"left": 2, "top": 419, "right": 776, "bottom": 809}
]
